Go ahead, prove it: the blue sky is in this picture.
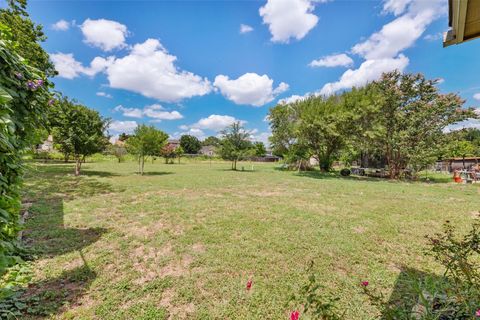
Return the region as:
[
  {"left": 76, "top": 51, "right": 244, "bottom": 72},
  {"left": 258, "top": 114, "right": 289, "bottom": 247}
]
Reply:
[{"left": 21, "top": 0, "right": 480, "bottom": 143}]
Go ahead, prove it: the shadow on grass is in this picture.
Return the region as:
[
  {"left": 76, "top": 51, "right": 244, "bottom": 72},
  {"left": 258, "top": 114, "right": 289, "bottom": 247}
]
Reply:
[
  {"left": 4, "top": 251, "right": 97, "bottom": 319},
  {"left": 2, "top": 163, "right": 118, "bottom": 317},
  {"left": 140, "top": 171, "right": 174, "bottom": 176}
]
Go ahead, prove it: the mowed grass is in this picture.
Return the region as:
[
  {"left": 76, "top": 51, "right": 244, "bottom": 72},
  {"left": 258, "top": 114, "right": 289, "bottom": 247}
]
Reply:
[{"left": 21, "top": 160, "right": 480, "bottom": 319}]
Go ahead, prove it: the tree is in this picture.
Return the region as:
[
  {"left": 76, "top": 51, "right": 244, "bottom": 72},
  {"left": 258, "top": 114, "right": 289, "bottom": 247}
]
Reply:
[
  {"left": 369, "top": 71, "right": 473, "bottom": 178},
  {"left": 219, "top": 122, "right": 253, "bottom": 170},
  {"left": 160, "top": 143, "right": 177, "bottom": 164},
  {"left": 180, "top": 135, "right": 201, "bottom": 154},
  {"left": 253, "top": 141, "right": 267, "bottom": 157},
  {"left": 0, "top": 0, "right": 56, "bottom": 76},
  {"left": 126, "top": 125, "right": 168, "bottom": 175},
  {"left": 50, "top": 97, "right": 110, "bottom": 176},
  {"left": 176, "top": 145, "right": 184, "bottom": 164},
  {"left": 107, "top": 144, "right": 127, "bottom": 163},
  {"left": 0, "top": 19, "right": 52, "bottom": 274},
  {"left": 202, "top": 136, "right": 221, "bottom": 147}
]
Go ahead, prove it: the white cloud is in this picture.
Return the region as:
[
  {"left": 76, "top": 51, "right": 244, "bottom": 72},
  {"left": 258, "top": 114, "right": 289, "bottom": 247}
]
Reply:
[
  {"left": 318, "top": 0, "right": 445, "bottom": 96},
  {"left": 352, "top": 1, "right": 445, "bottom": 60},
  {"left": 250, "top": 131, "right": 271, "bottom": 146},
  {"left": 259, "top": 0, "right": 320, "bottom": 43},
  {"left": 96, "top": 91, "right": 112, "bottom": 98},
  {"left": 80, "top": 18, "right": 128, "bottom": 51},
  {"left": 105, "top": 39, "right": 212, "bottom": 102},
  {"left": 240, "top": 24, "right": 254, "bottom": 34},
  {"left": 114, "top": 105, "right": 143, "bottom": 118},
  {"left": 319, "top": 55, "right": 409, "bottom": 96},
  {"left": 143, "top": 104, "right": 183, "bottom": 120},
  {"left": 444, "top": 119, "right": 480, "bottom": 133},
  {"left": 50, "top": 53, "right": 113, "bottom": 79},
  {"left": 309, "top": 53, "right": 354, "bottom": 68},
  {"left": 214, "top": 72, "right": 288, "bottom": 106},
  {"left": 424, "top": 32, "right": 443, "bottom": 41},
  {"left": 278, "top": 93, "right": 310, "bottom": 104},
  {"left": 52, "top": 19, "right": 71, "bottom": 31},
  {"left": 473, "top": 93, "right": 480, "bottom": 101},
  {"left": 382, "top": 0, "right": 413, "bottom": 16},
  {"left": 191, "top": 114, "right": 245, "bottom": 131},
  {"left": 114, "top": 104, "right": 183, "bottom": 120},
  {"left": 108, "top": 120, "right": 138, "bottom": 134}
]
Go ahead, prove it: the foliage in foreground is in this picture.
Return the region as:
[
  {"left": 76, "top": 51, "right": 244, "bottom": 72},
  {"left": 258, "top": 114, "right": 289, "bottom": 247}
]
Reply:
[{"left": 0, "top": 21, "right": 51, "bottom": 276}]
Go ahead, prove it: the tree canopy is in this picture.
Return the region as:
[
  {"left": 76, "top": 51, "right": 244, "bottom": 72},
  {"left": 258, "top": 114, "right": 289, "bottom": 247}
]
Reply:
[
  {"left": 126, "top": 125, "right": 168, "bottom": 175},
  {"left": 219, "top": 122, "right": 253, "bottom": 170},
  {"left": 49, "top": 96, "right": 110, "bottom": 175},
  {"left": 180, "top": 134, "right": 201, "bottom": 154}
]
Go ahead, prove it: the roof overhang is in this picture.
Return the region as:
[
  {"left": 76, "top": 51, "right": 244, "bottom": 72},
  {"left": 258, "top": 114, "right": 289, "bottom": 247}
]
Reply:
[
  {"left": 444, "top": 0, "right": 480, "bottom": 47},
  {"left": 443, "top": 0, "right": 480, "bottom": 47}
]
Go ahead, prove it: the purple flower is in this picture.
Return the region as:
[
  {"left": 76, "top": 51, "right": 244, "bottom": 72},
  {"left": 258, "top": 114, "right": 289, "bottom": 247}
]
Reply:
[
  {"left": 48, "top": 98, "right": 56, "bottom": 106},
  {"left": 14, "top": 72, "right": 23, "bottom": 80},
  {"left": 26, "top": 80, "right": 36, "bottom": 90},
  {"left": 35, "top": 79, "right": 44, "bottom": 86}
]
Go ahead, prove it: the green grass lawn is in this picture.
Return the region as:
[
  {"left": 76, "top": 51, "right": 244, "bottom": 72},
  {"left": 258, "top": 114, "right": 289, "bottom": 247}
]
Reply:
[{"left": 21, "top": 160, "right": 480, "bottom": 319}]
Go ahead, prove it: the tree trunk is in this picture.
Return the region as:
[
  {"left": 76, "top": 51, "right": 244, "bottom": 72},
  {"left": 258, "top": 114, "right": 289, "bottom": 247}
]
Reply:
[
  {"left": 75, "top": 158, "right": 81, "bottom": 176},
  {"left": 140, "top": 156, "right": 145, "bottom": 175},
  {"left": 233, "top": 159, "right": 237, "bottom": 170},
  {"left": 64, "top": 153, "right": 69, "bottom": 163}
]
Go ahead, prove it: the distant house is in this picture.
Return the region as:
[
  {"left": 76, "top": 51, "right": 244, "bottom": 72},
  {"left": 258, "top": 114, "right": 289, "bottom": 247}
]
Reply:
[
  {"left": 37, "top": 135, "right": 54, "bottom": 152},
  {"left": 436, "top": 157, "right": 480, "bottom": 172},
  {"left": 199, "top": 145, "right": 216, "bottom": 156},
  {"left": 167, "top": 139, "right": 180, "bottom": 149}
]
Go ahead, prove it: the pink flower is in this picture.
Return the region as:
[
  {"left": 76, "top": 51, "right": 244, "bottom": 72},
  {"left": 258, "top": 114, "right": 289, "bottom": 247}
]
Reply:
[
  {"left": 246, "top": 279, "right": 252, "bottom": 290},
  {"left": 290, "top": 310, "right": 300, "bottom": 320},
  {"left": 475, "top": 309, "right": 480, "bottom": 317},
  {"left": 361, "top": 281, "right": 369, "bottom": 287}
]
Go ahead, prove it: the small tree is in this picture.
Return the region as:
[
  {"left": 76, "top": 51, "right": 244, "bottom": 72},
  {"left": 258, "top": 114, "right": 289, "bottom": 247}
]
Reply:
[
  {"left": 160, "top": 143, "right": 177, "bottom": 164},
  {"left": 202, "top": 136, "right": 221, "bottom": 147},
  {"left": 50, "top": 97, "right": 109, "bottom": 176},
  {"left": 219, "top": 122, "right": 252, "bottom": 170},
  {"left": 107, "top": 144, "right": 127, "bottom": 163},
  {"left": 180, "top": 134, "right": 201, "bottom": 154},
  {"left": 126, "top": 125, "right": 168, "bottom": 175},
  {"left": 253, "top": 141, "right": 267, "bottom": 157},
  {"left": 176, "top": 145, "right": 184, "bottom": 163}
]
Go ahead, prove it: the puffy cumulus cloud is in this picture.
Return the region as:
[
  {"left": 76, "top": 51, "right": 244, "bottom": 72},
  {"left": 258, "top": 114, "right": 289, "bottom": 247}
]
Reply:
[
  {"left": 240, "top": 24, "right": 254, "bottom": 34},
  {"left": 352, "top": 1, "right": 445, "bottom": 60},
  {"left": 249, "top": 131, "right": 271, "bottom": 146},
  {"left": 105, "top": 39, "right": 212, "bottom": 102},
  {"left": 319, "top": 55, "right": 409, "bottom": 96},
  {"left": 80, "top": 19, "right": 128, "bottom": 51},
  {"left": 52, "top": 19, "right": 71, "bottom": 31},
  {"left": 259, "top": 0, "right": 322, "bottom": 43},
  {"left": 96, "top": 91, "right": 112, "bottom": 98},
  {"left": 108, "top": 120, "right": 138, "bottom": 134},
  {"left": 214, "top": 73, "right": 288, "bottom": 106},
  {"left": 174, "top": 128, "right": 207, "bottom": 140},
  {"left": 191, "top": 114, "right": 246, "bottom": 131},
  {"left": 309, "top": 53, "right": 354, "bottom": 68},
  {"left": 318, "top": 0, "right": 445, "bottom": 96},
  {"left": 143, "top": 104, "right": 183, "bottom": 120},
  {"left": 424, "top": 32, "right": 443, "bottom": 41},
  {"left": 474, "top": 93, "right": 480, "bottom": 101},
  {"left": 114, "top": 104, "right": 183, "bottom": 120},
  {"left": 50, "top": 53, "right": 113, "bottom": 79}
]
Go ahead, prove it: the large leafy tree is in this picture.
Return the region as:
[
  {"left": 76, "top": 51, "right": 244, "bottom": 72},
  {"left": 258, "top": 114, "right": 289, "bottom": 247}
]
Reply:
[
  {"left": 0, "top": 0, "right": 56, "bottom": 77},
  {"left": 180, "top": 134, "right": 201, "bottom": 154},
  {"left": 49, "top": 96, "right": 110, "bottom": 176},
  {"left": 219, "top": 122, "right": 253, "bottom": 170},
  {"left": 126, "top": 125, "right": 168, "bottom": 175},
  {"left": 0, "top": 21, "right": 51, "bottom": 274},
  {"left": 370, "top": 71, "right": 473, "bottom": 178}
]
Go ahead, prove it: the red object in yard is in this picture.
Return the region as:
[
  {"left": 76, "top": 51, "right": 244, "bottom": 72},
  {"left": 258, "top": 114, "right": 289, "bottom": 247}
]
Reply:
[{"left": 454, "top": 176, "right": 463, "bottom": 183}]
